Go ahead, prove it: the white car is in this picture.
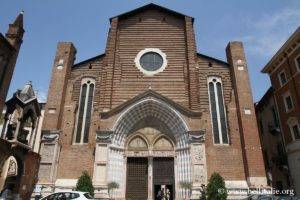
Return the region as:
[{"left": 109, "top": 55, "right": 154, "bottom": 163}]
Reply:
[{"left": 40, "top": 191, "right": 94, "bottom": 200}]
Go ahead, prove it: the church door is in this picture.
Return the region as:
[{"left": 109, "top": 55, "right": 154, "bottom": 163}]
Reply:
[
  {"left": 126, "top": 157, "right": 148, "bottom": 200},
  {"left": 153, "top": 157, "right": 174, "bottom": 200}
]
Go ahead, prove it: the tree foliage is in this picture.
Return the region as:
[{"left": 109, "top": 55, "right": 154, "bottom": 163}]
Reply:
[
  {"left": 107, "top": 181, "right": 119, "bottom": 198},
  {"left": 206, "top": 172, "right": 227, "bottom": 200},
  {"left": 75, "top": 171, "right": 94, "bottom": 197},
  {"left": 107, "top": 181, "right": 119, "bottom": 191}
]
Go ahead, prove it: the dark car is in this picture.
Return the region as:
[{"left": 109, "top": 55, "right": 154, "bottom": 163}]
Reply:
[
  {"left": 277, "top": 197, "right": 300, "bottom": 200},
  {"left": 248, "top": 194, "right": 277, "bottom": 200}
]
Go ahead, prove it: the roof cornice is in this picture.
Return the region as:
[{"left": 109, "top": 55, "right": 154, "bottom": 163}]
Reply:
[
  {"left": 261, "top": 26, "right": 300, "bottom": 74},
  {"left": 109, "top": 3, "right": 194, "bottom": 23}
]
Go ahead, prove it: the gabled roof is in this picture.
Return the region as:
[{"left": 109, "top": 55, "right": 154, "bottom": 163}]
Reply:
[
  {"left": 5, "top": 82, "right": 41, "bottom": 116},
  {"left": 110, "top": 3, "right": 194, "bottom": 22},
  {"left": 101, "top": 89, "right": 202, "bottom": 119},
  {"left": 72, "top": 53, "right": 105, "bottom": 68},
  {"left": 197, "top": 53, "right": 229, "bottom": 66}
]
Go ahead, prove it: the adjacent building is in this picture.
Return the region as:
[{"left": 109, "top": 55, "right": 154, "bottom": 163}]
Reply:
[
  {"left": 261, "top": 27, "right": 300, "bottom": 195},
  {"left": 0, "top": 12, "right": 45, "bottom": 200},
  {"left": 37, "top": 4, "right": 267, "bottom": 199},
  {"left": 255, "top": 87, "right": 291, "bottom": 191},
  {"left": 0, "top": 11, "right": 24, "bottom": 113},
  {"left": 0, "top": 82, "right": 41, "bottom": 200}
]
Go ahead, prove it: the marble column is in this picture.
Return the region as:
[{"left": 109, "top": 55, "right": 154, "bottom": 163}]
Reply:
[{"left": 148, "top": 157, "right": 153, "bottom": 200}]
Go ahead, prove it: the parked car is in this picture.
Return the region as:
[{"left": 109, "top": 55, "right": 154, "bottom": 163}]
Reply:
[
  {"left": 277, "top": 197, "right": 300, "bottom": 200},
  {"left": 248, "top": 195, "right": 277, "bottom": 200},
  {"left": 40, "top": 191, "right": 94, "bottom": 200}
]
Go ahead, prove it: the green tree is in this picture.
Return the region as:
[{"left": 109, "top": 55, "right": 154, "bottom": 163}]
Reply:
[
  {"left": 75, "top": 171, "right": 95, "bottom": 197},
  {"left": 206, "top": 172, "right": 227, "bottom": 200},
  {"left": 107, "top": 181, "right": 119, "bottom": 198}
]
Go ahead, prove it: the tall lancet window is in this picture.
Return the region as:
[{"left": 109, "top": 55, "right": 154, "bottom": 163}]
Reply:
[
  {"left": 208, "top": 77, "right": 229, "bottom": 144},
  {"left": 75, "top": 78, "right": 95, "bottom": 143}
]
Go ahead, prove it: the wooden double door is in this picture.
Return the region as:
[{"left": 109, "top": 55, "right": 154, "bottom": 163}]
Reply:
[{"left": 126, "top": 157, "right": 174, "bottom": 200}]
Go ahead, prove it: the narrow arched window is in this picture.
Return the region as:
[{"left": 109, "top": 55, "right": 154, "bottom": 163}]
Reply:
[
  {"left": 208, "top": 77, "right": 229, "bottom": 144},
  {"left": 75, "top": 78, "right": 95, "bottom": 143}
]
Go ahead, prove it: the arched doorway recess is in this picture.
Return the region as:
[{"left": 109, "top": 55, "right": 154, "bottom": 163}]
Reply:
[{"left": 108, "top": 98, "right": 192, "bottom": 199}]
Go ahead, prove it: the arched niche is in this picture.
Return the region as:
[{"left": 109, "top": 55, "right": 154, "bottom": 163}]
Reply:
[
  {"left": 0, "top": 156, "right": 19, "bottom": 192},
  {"left": 127, "top": 135, "right": 149, "bottom": 151},
  {"left": 153, "top": 135, "right": 174, "bottom": 151}
]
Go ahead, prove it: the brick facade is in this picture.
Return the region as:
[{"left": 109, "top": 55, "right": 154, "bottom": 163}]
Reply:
[{"left": 38, "top": 4, "right": 267, "bottom": 199}]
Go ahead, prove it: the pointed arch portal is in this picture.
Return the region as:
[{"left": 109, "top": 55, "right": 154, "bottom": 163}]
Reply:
[
  {"left": 112, "top": 97, "right": 189, "bottom": 148},
  {"left": 108, "top": 97, "right": 192, "bottom": 199}
]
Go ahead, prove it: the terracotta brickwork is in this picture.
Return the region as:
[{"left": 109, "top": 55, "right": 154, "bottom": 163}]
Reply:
[
  {"left": 42, "top": 43, "right": 76, "bottom": 130},
  {"left": 100, "top": 9, "right": 191, "bottom": 110},
  {"left": 39, "top": 4, "right": 267, "bottom": 198},
  {"left": 226, "top": 42, "right": 266, "bottom": 184},
  {"left": 197, "top": 55, "right": 247, "bottom": 181}
]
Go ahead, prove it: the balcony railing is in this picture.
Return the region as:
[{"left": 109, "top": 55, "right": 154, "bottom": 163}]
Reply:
[{"left": 268, "top": 122, "right": 280, "bottom": 135}]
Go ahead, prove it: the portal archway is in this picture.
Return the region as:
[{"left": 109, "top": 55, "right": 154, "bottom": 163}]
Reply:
[
  {"left": 108, "top": 97, "right": 192, "bottom": 199},
  {"left": 0, "top": 156, "right": 19, "bottom": 195}
]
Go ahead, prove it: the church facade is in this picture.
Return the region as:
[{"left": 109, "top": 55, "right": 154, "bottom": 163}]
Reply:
[{"left": 38, "top": 4, "right": 267, "bottom": 199}]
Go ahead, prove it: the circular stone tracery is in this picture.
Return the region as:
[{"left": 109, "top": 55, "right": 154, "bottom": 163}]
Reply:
[
  {"left": 134, "top": 48, "right": 168, "bottom": 76},
  {"left": 140, "top": 52, "right": 163, "bottom": 71}
]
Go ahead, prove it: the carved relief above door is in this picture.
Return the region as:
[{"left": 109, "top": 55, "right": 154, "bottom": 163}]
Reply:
[{"left": 125, "top": 127, "right": 175, "bottom": 154}]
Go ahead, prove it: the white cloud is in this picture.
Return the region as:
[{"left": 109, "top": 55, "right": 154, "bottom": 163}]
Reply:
[
  {"left": 254, "top": 7, "right": 300, "bottom": 30},
  {"left": 241, "top": 7, "right": 300, "bottom": 59},
  {"left": 35, "top": 90, "right": 47, "bottom": 103}
]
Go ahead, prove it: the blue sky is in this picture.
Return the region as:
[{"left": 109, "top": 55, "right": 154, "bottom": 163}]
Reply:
[{"left": 1, "top": 0, "right": 299, "bottom": 102}]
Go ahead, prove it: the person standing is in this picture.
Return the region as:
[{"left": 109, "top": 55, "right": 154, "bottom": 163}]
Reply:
[
  {"left": 166, "top": 188, "right": 171, "bottom": 200},
  {"left": 156, "top": 188, "right": 162, "bottom": 200},
  {"left": 161, "top": 188, "right": 166, "bottom": 200}
]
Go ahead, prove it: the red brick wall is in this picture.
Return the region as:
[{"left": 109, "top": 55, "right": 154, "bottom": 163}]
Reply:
[
  {"left": 226, "top": 42, "right": 266, "bottom": 180},
  {"left": 100, "top": 10, "right": 191, "bottom": 110},
  {"left": 43, "top": 43, "right": 76, "bottom": 130},
  {"left": 197, "top": 56, "right": 247, "bottom": 180},
  {"left": 46, "top": 9, "right": 266, "bottom": 183},
  {"left": 269, "top": 47, "right": 300, "bottom": 144}
]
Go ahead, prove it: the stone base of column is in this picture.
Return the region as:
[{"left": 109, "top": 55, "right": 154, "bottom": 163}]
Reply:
[{"left": 190, "top": 185, "right": 202, "bottom": 199}]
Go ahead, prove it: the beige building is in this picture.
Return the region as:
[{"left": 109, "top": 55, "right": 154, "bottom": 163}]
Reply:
[
  {"left": 38, "top": 4, "right": 267, "bottom": 199},
  {"left": 262, "top": 27, "right": 300, "bottom": 195}
]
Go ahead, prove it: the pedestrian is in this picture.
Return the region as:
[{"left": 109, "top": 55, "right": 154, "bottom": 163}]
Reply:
[
  {"left": 166, "top": 188, "right": 171, "bottom": 200},
  {"left": 161, "top": 188, "right": 165, "bottom": 200},
  {"left": 0, "top": 184, "right": 13, "bottom": 200},
  {"left": 157, "top": 189, "right": 162, "bottom": 200}
]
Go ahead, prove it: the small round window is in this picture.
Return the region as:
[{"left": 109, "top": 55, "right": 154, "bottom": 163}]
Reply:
[
  {"left": 140, "top": 52, "right": 163, "bottom": 71},
  {"left": 134, "top": 48, "right": 167, "bottom": 76}
]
